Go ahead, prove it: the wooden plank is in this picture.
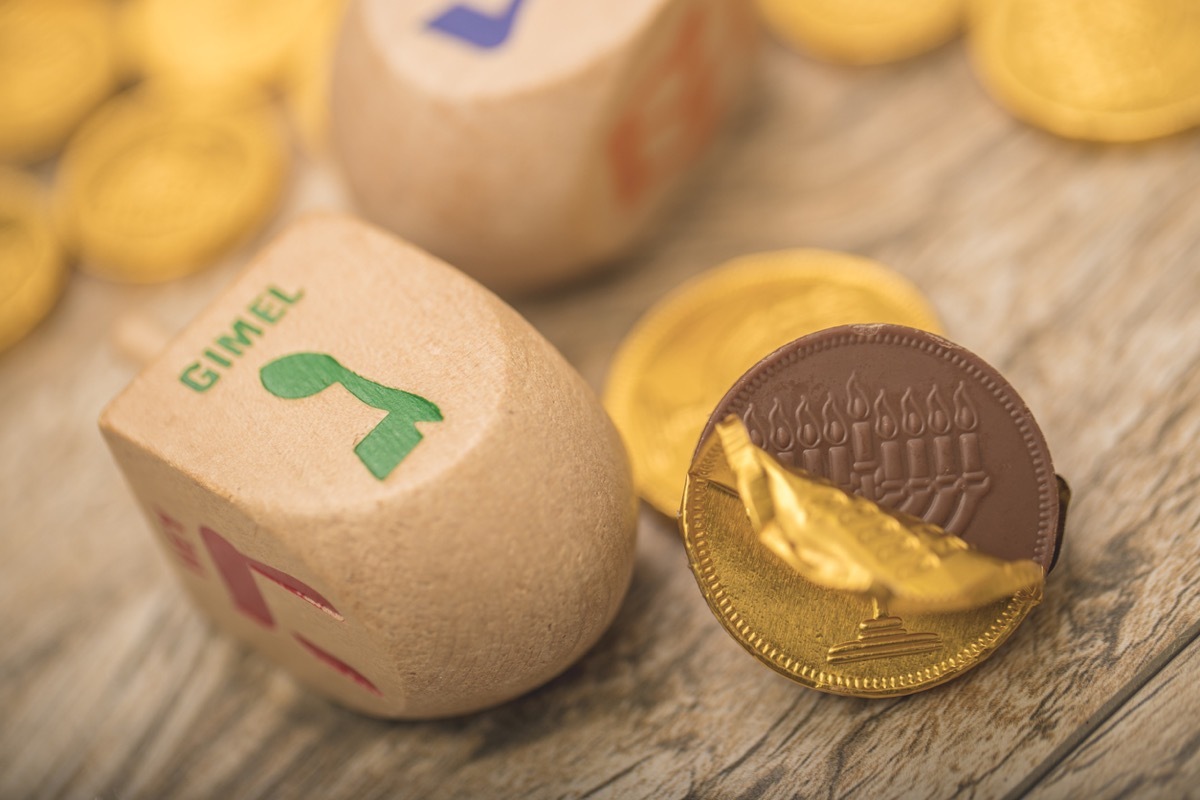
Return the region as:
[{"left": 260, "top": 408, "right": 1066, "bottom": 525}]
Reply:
[
  {"left": 1021, "top": 628, "right": 1200, "bottom": 799},
  {"left": 3, "top": 39, "right": 1200, "bottom": 799}
]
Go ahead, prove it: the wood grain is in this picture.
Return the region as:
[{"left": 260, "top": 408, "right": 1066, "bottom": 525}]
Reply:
[
  {"left": 1030, "top": 633, "right": 1200, "bottom": 800},
  {"left": 3, "top": 37, "right": 1200, "bottom": 799}
]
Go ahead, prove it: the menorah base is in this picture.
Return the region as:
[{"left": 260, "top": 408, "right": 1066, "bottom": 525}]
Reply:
[{"left": 826, "top": 615, "right": 943, "bottom": 664}]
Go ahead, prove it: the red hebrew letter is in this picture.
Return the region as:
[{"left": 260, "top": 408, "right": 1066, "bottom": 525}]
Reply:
[
  {"left": 199, "top": 527, "right": 342, "bottom": 628},
  {"left": 197, "top": 527, "right": 379, "bottom": 694},
  {"left": 294, "top": 634, "right": 382, "bottom": 695},
  {"left": 155, "top": 509, "right": 204, "bottom": 574},
  {"left": 609, "top": 9, "right": 719, "bottom": 209}
]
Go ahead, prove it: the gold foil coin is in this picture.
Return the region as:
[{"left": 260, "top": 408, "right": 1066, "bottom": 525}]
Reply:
[
  {"left": 122, "top": 0, "right": 333, "bottom": 89},
  {"left": 0, "top": 168, "right": 66, "bottom": 353},
  {"left": 681, "top": 423, "right": 1041, "bottom": 697},
  {"left": 603, "top": 250, "right": 943, "bottom": 516},
  {"left": 57, "top": 90, "right": 287, "bottom": 283},
  {"left": 0, "top": 0, "right": 118, "bottom": 163},
  {"left": 970, "top": 0, "right": 1200, "bottom": 142},
  {"left": 757, "top": 0, "right": 964, "bottom": 65}
]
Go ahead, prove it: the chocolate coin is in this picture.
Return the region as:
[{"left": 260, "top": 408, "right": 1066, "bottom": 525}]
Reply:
[{"left": 698, "top": 323, "right": 1061, "bottom": 570}]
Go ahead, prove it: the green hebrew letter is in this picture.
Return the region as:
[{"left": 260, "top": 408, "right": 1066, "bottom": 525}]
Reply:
[{"left": 260, "top": 352, "right": 443, "bottom": 480}]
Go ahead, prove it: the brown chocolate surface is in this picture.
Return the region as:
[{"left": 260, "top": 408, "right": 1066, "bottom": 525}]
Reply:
[{"left": 698, "top": 323, "right": 1063, "bottom": 571}]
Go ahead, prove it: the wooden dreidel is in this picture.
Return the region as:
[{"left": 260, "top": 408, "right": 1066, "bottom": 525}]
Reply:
[
  {"left": 331, "top": 0, "right": 758, "bottom": 294},
  {"left": 99, "top": 214, "right": 638, "bottom": 718}
]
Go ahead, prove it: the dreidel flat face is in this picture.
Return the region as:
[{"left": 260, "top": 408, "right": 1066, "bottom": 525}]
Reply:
[
  {"left": 100, "top": 214, "right": 638, "bottom": 718},
  {"left": 331, "top": 0, "right": 758, "bottom": 294}
]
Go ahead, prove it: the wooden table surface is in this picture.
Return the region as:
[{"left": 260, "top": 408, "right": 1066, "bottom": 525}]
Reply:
[{"left": 4, "top": 36, "right": 1200, "bottom": 800}]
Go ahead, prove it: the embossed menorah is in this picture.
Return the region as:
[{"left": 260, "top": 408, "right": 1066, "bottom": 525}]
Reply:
[{"left": 742, "top": 372, "right": 992, "bottom": 536}]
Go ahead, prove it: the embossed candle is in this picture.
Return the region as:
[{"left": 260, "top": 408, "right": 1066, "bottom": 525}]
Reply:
[
  {"left": 699, "top": 323, "right": 1064, "bottom": 569},
  {"left": 872, "top": 389, "right": 902, "bottom": 505},
  {"left": 847, "top": 375, "right": 875, "bottom": 482}
]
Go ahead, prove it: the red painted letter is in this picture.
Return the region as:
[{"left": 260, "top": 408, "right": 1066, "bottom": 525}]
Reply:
[
  {"left": 197, "top": 527, "right": 378, "bottom": 694},
  {"left": 199, "top": 527, "right": 343, "bottom": 627}
]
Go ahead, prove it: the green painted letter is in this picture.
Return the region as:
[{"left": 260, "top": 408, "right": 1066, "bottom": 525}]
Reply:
[
  {"left": 216, "top": 318, "right": 264, "bottom": 356},
  {"left": 181, "top": 363, "right": 220, "bottom": 392},
  {"left": 260, "top": 352, "right": 442, "bottom": 480}
]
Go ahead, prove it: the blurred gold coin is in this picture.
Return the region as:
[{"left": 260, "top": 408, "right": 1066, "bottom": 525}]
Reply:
[
  {"left": 0, "top": 168, "right": 66, "bottom": 353},
  {"left": 0, "top": 0, "right": 118, "bottom": 163},
  {"left": 603, "top": 251, "right": 943, "bottom": 516},
  {"left": 123, "top": 0, "right": 332, "bottom": 89},
  {"left": 970, "top": 0, "right": 1200, "bottom": 141},
  {"left": 757, "top": 0, "right": 964, "bottom": 65},
  {"left": 57, "top": 90, "right": 287, "bottom": 283}
]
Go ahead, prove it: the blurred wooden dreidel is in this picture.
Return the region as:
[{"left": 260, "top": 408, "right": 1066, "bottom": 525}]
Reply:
[
  {"left": 331, "top": 0, "right": 758, "bottom": 294},
  {"left": 99, "top": 214, "right": 638, "bottom": 719}
]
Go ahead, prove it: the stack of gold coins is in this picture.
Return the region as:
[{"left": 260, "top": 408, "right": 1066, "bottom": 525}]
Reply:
[
  {"left": 0, "top": 0, "right": 347, "bottom": 351},
  {"left": 56, "top": 0, "right": 353, "bottom": 282},
  {"left": 56, "top": 88, "right": 287, "bottom": 283},
  {"left": 0, "top": 0, "right": 119, "bottom": 163},
  {"left": 0, "top": 0, "right": 115, "bottom": 351}
]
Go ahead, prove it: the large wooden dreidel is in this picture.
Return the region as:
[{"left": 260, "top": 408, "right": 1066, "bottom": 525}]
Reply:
[
  {"left": 331, "top": 0, "right": 758, "bottom": 294},
  {"left": 100, "top": 215, "right": 638, "bottom": 718}
]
